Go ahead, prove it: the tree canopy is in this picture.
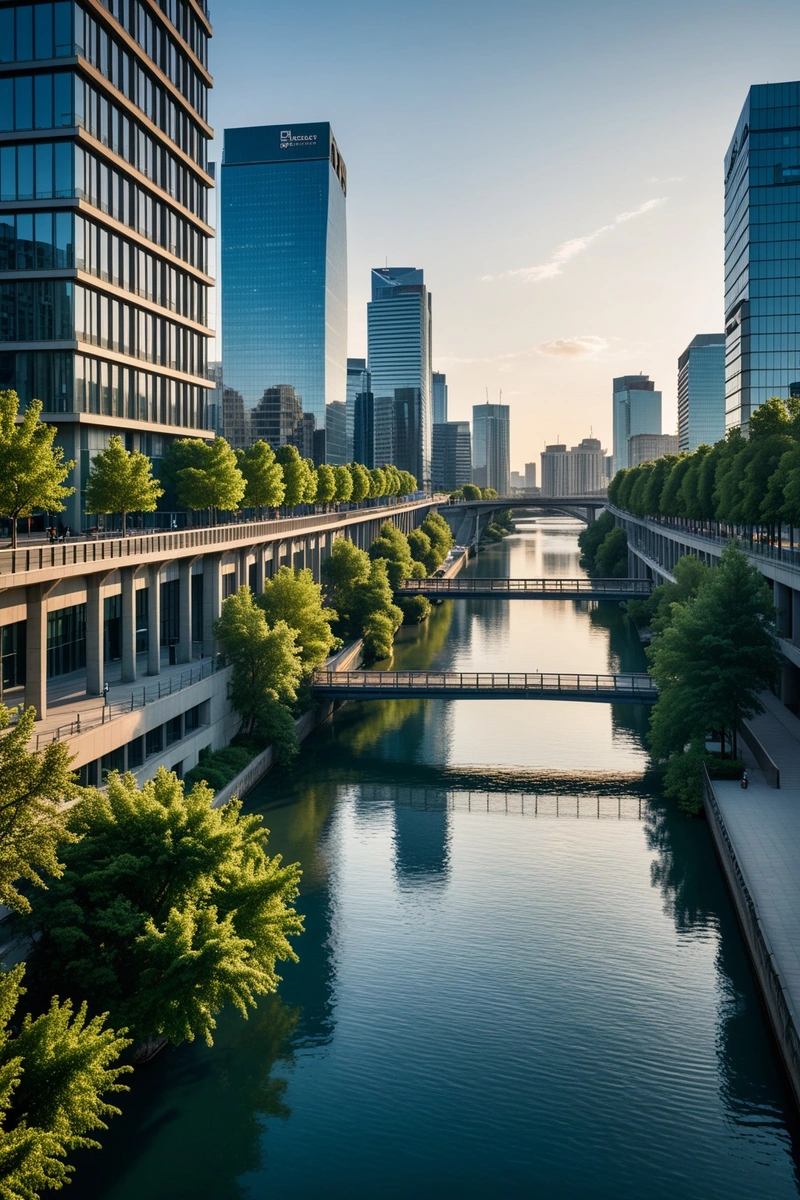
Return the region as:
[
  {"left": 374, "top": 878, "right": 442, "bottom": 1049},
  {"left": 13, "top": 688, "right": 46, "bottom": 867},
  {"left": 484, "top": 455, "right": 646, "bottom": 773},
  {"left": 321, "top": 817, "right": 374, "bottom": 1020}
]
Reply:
[
  {"left": 214, "top": 586, "right": 303, "bottom": 729},
  {"left": 0, "top": 392, "right": 75, "bottom": 547},
  {"left": 237, "top": 441, "right": 285, "bottom": 513},
  {"left": 176, "top": 438, "right": 246, "bottom": 513},
  {"left": 257, "top": 567, "right": 339, "bottom": 672},
  {"left": 85, "top": 436, "right": 163, "bottom": 533}
]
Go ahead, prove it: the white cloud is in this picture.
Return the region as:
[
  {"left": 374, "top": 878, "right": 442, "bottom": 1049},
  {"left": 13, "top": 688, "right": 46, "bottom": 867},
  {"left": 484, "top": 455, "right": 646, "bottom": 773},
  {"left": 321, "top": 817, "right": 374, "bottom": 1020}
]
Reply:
[
  {"left": 535, "top": 335, "right": 609, "bottom": 358},
  {"left": 485, "top": 198, "right": 667, "bottom": 284}
]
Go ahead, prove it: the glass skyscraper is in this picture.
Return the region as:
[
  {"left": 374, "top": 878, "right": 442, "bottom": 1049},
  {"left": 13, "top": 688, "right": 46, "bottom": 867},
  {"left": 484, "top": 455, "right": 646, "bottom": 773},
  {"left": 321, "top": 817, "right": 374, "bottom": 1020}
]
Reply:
[
  {"left": 367, "top": 266, "right": 432, "bottom": 489},
  {"left": 220, "top": 122, "right": 347, "bottom": 463},
  {"left": 612, "top": 374, "right": 661, "bottom": 473},
  {"left": 0, "top": 0, "right": 214, "bottom": 527},
  {"left": 472, "top": 403, "right": 509, "bottom": 494},
  {"left": 678, "top": 334, "right": 725, "bottom": 452},
  {"left": 346, "top": 356, "right": 372, "bottom": 466},
  {"left": 432, "top": 371, "right": 448, "bottom": 424},
  {"left": 725, "top": 82, "right": 800, "bottom": 431}
]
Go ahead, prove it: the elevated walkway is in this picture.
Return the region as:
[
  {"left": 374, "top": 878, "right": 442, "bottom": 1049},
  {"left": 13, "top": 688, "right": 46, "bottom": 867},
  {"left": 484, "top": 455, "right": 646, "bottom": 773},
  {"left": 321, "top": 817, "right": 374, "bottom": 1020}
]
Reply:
[
  {"left": 311, "top": 669, "right": 657, "bottom": 704},
  {"left": 397, "top": 577, "right": 653, "bottom": 600}
]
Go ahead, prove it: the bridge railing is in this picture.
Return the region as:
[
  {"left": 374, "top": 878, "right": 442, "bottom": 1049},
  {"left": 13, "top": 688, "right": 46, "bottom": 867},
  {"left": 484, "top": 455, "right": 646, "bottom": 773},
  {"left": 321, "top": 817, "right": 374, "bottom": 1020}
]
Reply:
[
  {"left": 399, "top": 577, "right": 653, "bottom": 594},
  {"left": 311, "top": 669, "right": 657, "bottom": 696}
]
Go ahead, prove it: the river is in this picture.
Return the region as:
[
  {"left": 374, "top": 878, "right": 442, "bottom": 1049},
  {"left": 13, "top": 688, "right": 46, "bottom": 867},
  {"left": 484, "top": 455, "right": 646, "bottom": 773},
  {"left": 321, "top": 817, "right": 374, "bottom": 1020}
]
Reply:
[{"left": 75, "top": 518, "right": 800, "bottom": 1199}]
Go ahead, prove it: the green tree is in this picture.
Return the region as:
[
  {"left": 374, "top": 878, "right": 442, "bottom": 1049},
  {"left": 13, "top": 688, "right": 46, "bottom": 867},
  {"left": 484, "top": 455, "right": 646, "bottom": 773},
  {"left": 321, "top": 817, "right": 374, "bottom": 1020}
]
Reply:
[
  {"left": 648, "top": 543, "right": 779, "bottom": 759},
  {"left": 257, "top": 567, "right": 339, "bottom": 671},
  {"left": 332, "top": 465, "right": 354, "bottom": 504},
  {"left": 0, "top": 392, "right": 75, "bottom": 548},
  {"left": 383, "top": 465, "right": 401, "bottom": 497},
  {"left": 314, "top": 464, "right": 337, "bottom": 510},
  {"left": 649, "top": 554, "right": 709, "bottom": 633},
  {"left": 25, "top": 769, "right": 303, "bottom": 1051},
  {"left": 237, "top": 442, "right": 285, "bottom": 515},
  {"left": 421, "top": 511, "right": 454, "bottom": 566},
  {"left": 408, "top": 528, "right": 435, "bottom": 575},
  {"left": 0, "top": 964, "right": 131, "bottom": 1198},
  {"left": 85, "top": 436, "right": 163, "bottom": 535},
  {"left": 658, "top": 456, "right": 692, "bottom": 518},
  {"left": 368, "top": 468, "right": 387, "bottom": 499},
  {"left": 0, "top": 706, "right": 80, "bottom": 915},
  {"left": 322, "top": 541, "right": 403, "bottom": 660},
  {"left": 369, "top": 522, "right": 424, "bottom": 590},
  {"left": 348, "top": 463, "right": 371, "bottom": 503},
  {"left": 302, "top": 460, "right": 318, "bottom": 505},
  {"left": 578, "top": 511, "right": 615, "bottom": 575},
  {"left": 275, "top": 446, "right": 306, "bottom": 508},
  {"left": 481, "top": 487, "right": 499, "bottom": 499},
  {"left": 594, "top": 526, "right": 628, "bottom": 577},
  {"left": 397, "top": 470, "right": 417, "bottom": 495},
  {"left": 677, "top": 444, "right": 712, "bottom": 519},
  {"left": 627, "top": 463, "right": 654, "bottom": 517},
  {"left": 641, "top": 455, "right": 677, "bottom": 516},
  {"left": 157, "top": 437, "right": 208, "bottom": 511},
  {"left": 175, "top": 438, "right": 245, "bottom": 517},
  {"left": 460, "top": 483, "right": 483, "bottom": 501},
  {"left": 214, "top": 587, "right": 303, "bottom": 729},
  {"left": 712, "top": 426, "right": 747, "bottom": 523}
]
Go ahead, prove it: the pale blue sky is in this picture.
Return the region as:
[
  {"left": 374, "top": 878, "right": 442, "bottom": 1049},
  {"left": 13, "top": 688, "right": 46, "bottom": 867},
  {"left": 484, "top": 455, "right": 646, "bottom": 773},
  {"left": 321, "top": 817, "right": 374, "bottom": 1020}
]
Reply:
[{"left": 207, "top": 0, "right": 799, "bottom": 468}]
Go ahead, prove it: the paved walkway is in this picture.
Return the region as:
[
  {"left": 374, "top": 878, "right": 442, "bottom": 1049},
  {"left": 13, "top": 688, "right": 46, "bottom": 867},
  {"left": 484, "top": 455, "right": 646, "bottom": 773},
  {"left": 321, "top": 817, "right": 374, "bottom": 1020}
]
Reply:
[{"left": 711, "top": 691, "right": 800, "bottom": 1045}]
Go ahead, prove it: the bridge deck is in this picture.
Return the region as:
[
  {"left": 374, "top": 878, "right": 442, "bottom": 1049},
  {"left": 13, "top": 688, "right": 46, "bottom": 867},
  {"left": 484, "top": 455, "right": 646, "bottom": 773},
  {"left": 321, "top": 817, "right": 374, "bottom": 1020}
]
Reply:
[
  {"left": 311, "top": 670, "right": 657, "bottom": 704},
  {"left": 397, "top": 577, "right": 653, "bottom": 599}
]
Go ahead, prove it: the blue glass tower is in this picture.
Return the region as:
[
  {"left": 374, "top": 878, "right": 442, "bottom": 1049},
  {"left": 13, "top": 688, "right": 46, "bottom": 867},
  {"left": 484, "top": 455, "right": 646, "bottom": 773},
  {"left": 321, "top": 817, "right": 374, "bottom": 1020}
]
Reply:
[
  {"left": 221, "top": 122, "right": 347, "bottom": 462},
  {"left": 678, "top": 334, "right": 725, "bottom": 452},
  {"left": 725, "top": 82, "right": 800, "bottom": 432}
]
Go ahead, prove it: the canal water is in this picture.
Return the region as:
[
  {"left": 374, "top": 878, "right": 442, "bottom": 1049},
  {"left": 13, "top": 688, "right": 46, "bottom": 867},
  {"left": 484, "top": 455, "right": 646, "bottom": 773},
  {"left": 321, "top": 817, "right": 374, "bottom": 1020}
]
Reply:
[{"left": 76, "top": 519, "right": 800, "bottom": 1200}]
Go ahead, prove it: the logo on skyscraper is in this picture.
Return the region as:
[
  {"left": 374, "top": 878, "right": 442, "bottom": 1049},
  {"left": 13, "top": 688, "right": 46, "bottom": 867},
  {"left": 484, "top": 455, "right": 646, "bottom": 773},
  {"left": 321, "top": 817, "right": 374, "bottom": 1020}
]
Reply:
[{"left": 280, "top": 129, "right": 317, "bottom": 149}]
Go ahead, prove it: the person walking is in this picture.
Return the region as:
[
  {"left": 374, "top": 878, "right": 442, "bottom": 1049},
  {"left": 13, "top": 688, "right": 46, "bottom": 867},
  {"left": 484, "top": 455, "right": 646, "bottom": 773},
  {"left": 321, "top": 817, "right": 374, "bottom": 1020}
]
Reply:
[
  {"left": 741, "top": 770, "right": 749, "bottom": 790},
  {"left": 103, "top": 681, "right": 110, "bottom": 707}
]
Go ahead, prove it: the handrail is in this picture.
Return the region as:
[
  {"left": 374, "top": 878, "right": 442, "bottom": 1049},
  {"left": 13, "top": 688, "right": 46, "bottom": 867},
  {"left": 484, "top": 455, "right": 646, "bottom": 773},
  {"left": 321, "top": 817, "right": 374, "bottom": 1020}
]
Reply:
[
  {"left": 310, "top": 669, "right": 657, "bottom": 696},
  {"left": 398, "top": 577, "right": 653, "bottom": 594}
]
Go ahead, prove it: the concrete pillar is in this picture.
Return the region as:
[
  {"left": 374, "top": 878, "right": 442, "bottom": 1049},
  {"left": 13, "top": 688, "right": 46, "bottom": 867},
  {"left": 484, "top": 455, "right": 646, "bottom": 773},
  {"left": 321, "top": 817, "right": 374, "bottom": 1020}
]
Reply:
[
  {"left": 792, "top": 588, "right": 800, "bottom": 648},
  {"left": 24, "top": 584, "right": 49, "bottom": 719},
  {"left": 254, "top": 545, "right": 266, "bottom": 594},
  {"left": 775, "top": 581, "right": 792, "bottom": 639},
  {"left": 120, "top": 567, "right": 137, "bottom": 683},
  {"left": 238, "top": 549, "right": 250, "bottom": 590},
  {"left": 147, "top": 563, "right": 162, "bottom": 676},
  {"left": 178, "top": 559, "right": 193, "bottom": 664},
  {"left": 86, "top": 577, "right": 105, "bottom": 696},
  {"left": 202, "top": 553, "right": 223, "bottom": 658}
]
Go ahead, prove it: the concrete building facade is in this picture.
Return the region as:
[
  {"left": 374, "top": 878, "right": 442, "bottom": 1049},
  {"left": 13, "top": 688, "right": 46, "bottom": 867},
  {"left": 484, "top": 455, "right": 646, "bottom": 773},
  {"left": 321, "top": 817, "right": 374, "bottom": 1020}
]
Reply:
[{"left": 628, "top": 433, "right": 679, "bottom": 468}]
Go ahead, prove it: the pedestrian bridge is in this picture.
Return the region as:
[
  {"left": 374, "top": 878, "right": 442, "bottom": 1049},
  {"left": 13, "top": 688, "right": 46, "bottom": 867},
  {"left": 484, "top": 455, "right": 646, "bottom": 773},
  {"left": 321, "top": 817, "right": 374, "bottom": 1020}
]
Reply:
[
  {"left": 397, "top": 577, "right": 653, "bottom": 600},
  {"left": 311, "top": 670, "right": 657, "bottom": 704}
]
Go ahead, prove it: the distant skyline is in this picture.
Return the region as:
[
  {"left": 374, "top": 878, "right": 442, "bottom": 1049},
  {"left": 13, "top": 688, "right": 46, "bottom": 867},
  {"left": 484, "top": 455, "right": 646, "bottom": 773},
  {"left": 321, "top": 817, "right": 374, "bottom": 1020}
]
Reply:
[{"left": 207, "top": 0, "right": 800, "bottom": 467}]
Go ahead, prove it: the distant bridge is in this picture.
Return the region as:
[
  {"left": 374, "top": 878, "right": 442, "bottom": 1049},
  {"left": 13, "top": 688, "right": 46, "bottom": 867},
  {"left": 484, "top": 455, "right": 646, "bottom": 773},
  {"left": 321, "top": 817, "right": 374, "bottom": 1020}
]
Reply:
[
  {"left": 440, "top": 495, "right": 607, "bottom": 543},
  {"left": 396, "top": 577, "right": 653, "bottom": 600},
  {"left": 445, "top": 496, "right": 607, "bottom": 511},
  {"left": 311, "top": 670, "right": 657, "bottom": 704}
]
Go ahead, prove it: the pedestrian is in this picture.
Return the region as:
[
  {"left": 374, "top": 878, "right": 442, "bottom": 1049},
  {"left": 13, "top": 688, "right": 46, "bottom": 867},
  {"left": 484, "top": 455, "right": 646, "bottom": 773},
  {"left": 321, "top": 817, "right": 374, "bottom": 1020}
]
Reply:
[
  {"left": 741, "top": 770, "right": 749, "bottom": 790},
  {"left": 103, "top": 681, "right": 110, "bottom": 707},
  {"left": 64, "top": 525, "right": 70, "bottom": 541}
]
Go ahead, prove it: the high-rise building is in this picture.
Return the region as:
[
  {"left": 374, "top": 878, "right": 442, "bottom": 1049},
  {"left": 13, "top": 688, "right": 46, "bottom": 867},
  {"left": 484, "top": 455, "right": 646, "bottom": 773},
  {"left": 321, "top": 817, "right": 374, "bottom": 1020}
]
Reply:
[
  {"left": 432, "top": 372, "right": 448, "bottom": 424},
  {"left": 346, "top": 358, "right": 372, "bottom": 464},
  {"left": 472, "top": 403, "right": 509, "bottom": 494},
  {"left": 367, "top": 267, "right": 432, "bottom": 488},
  {"left": 678, "top": 334, "right": 726, "bottom": 452},
  {"left": 628, "top": 433, "right": 679, "bottom": 468},
  {"left": 432, "top": 421, "right": 471, "bottom": 492},
  {"left": 725, "top": 83, "right": 800, "bottom": 431},
  {"left": 540, "top": 438, "right": 608, "bottom": 497},
  {"left": 0, "top": 0, "right": 215, "bottom": 527},
  {"left": 524, "top": 462, "right": 537, "bottom": 490},
  {"left": 612, "top": 375, "right": 662, "bottom": 473},
  {"left": 540, "top": 445, "right": 569, "bottom": 497},
  {"left": 221, "top": 123, "right": 347, "bottom": 461}
]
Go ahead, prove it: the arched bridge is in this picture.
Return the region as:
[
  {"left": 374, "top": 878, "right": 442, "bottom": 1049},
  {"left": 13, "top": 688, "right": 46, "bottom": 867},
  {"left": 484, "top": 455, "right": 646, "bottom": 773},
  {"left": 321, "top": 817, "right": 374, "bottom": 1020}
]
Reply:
[
  {"left": 396, "top": 578, "right": 653, "bottom": 600},
  {"left": 440, "top": 495, "right": 608, "bottom": 543},
  {"left": 311, "top": 670, "right": 657, "bottom": 704}
]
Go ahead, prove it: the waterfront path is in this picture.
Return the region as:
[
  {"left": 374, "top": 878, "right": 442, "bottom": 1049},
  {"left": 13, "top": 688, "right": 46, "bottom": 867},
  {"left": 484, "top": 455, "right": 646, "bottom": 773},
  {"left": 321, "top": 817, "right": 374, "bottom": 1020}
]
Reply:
[{"left": 708, "top": 693, "right": 800, "bottom": 1102}]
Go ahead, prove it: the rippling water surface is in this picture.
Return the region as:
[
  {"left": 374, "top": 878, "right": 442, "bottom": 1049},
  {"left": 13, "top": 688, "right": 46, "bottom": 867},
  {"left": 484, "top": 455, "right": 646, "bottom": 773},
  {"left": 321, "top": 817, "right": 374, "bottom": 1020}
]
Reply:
[{"left": 77, "top": 519, "right": 800, "bottom": 1200}]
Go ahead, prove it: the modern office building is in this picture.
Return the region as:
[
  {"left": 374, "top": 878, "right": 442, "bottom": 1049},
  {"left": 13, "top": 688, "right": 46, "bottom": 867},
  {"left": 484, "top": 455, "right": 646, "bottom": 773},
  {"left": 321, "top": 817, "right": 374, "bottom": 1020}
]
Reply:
[
  {"left": 367, "top": 267, "right": 432, "bottom": 488},
  {"left": 432, "top": 371, "right": 448, "bottom": 424},
  {"left": 725, "top": 82, "right": 800, "bottom": 432},
  {"left": 525, "top": 462, "right": 537, "bottom": 490},
  {"left": 472, "top": 403, "right": 509, "bottom": 494},
  {"left": 612, "top": 375, "right": 662, "bottom": 473},
  {"left": 346, "top": 357, "right": 372, "bottom": 464},
  {"left": 432, "top": 421, "right": 471, "bottom": 492},
  {"left": 221, "top": 122, "right": 347, "bottom": 461},
  {"left": 540, "top": 437, "right": 608, "bottom": 497},
  {"left": 628, "top": 433, "right": 679, "bottom": 468},
  {"left": 678, "top": 334, "right": 726, "bottom": 452},
  {"left": 0, "top": 0, "right": 216, "bottom": 527}
]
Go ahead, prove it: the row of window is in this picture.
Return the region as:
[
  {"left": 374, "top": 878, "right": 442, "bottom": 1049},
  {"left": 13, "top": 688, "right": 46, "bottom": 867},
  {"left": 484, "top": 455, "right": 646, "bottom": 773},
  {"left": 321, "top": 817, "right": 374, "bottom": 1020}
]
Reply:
[
  {"left": 0, "top": 278, "right": 73, "bottom": 342},
  {"left": 0, "top": 139, "right": 73, "bottom": 201},
  {"left": 79, "top": 1, "right": 209, "bottom": 126},
  {"left": 78, "top": 147, "right": 209, "bottom": 272},
  {"left": 0, "top": 348, "right": 208, "bottom": 428},
  {"left": 77, "top": 73, "right": 209, "bottom": 218},
  {"left": 0, "top": 70, "right": 72, "bottom": 131},
  {"left": 0, "top": 3, "right": 72, "bottom": 64},
  {"left": 0, "top": 211, "right": 73, "bottom": 270},
  {"left": 73, "top": 282, "right": 205, "bottom": 374},
  {"left": 749, "top": 240, "right": 800, "bottom": 261}
]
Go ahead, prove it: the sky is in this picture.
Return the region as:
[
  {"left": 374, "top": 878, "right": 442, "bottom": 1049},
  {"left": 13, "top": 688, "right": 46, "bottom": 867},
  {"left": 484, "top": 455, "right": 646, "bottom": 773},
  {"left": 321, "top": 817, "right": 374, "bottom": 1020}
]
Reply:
[{"left": 206, "top": 0, "right": 800, "bottom": 471}]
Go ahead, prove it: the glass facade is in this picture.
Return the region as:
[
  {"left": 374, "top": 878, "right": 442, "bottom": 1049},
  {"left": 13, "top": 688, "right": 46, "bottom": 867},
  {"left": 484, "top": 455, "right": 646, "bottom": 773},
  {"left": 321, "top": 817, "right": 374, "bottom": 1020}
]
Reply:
[
  {"left": 472, "top": 403, "right": 509, "bottom": 494},
  {"left": 432, "top": 371, "right": 448, "bottom": 424},
  {"left": 367, "top": 267, "right": 432, "bottom": 489},
  {"left": 432, "top": 420, "right": 471, "bottom": 492},
  {"left": 612, "top": 374, "right": 661, "bottom": 473},
  {"left": 725, "top": 82, "right": 800, "bottom": 431},
  {"left": 346, "top": 356, "right": 371, "bottom": 464},
  {"left": 677, "top": 334, "right": 725, "bottom": 452},
  {"left": 220, "top": 122, "right": 347, "bottom": 463},
  {"left": 0, "top": 0, "right": 214, "bottom": 526}
]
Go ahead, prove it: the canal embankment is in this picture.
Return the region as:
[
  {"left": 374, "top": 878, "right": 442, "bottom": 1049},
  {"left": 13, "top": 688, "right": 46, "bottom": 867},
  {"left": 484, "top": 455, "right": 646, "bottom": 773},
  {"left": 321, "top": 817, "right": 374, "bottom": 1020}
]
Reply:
[{"left": 703, "top": 692, "right": 800, "bottom": 1107}]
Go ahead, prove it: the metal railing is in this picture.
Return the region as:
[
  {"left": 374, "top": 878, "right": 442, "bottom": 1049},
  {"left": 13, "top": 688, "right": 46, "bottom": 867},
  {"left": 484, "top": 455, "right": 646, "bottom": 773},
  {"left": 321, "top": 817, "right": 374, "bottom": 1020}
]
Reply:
[
  {"left": 398, "top": 577, "right": 653, "bottom": 595},
  {"left": 611, "top": 505, "right": 800, "bottom": 573},
  {"left": 0, "top": 497, "right": 433, "bottom": 578},
  {"left": 34, "top": 657, "right": 222, "bottom": 750},
  {"left": 311, "top": 669, "right": 657, "bottom": 701}
]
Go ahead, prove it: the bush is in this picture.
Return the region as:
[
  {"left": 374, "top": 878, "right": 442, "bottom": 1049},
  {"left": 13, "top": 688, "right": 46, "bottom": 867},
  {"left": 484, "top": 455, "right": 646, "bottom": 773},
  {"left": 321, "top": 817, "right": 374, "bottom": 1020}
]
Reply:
[
  {"left": 253, "top": 697, "right": 299, "bottom": 765},
  {"left": 363, "top": 611, "right": 398, "bottom": 662},
  {"left": 399, "top": 595, "right": 432, "bottom": 624}
]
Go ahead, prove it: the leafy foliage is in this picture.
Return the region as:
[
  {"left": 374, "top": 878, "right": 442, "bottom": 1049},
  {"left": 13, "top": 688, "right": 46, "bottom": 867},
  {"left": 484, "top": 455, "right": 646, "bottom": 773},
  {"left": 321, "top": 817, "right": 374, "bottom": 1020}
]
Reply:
[
  {"left": 236, "top": 442, "right": 285, "bottom": 512},
  {"left": 214, "top": 587, "right": 302, "bottom": 732},
  {"left": 24, "top": 769, "right": 303, "bottom": 1050},
  {"left": 369, "top": 522, "right": 425, "bottom": 590},
  {"left": 322, "top": 540, "right": 402, "bottom": 662},
  {"left": 85, "top": 436, "right": 163, "bottom": 532},
  {"left": 0, "top": 392, "right": 75, "bottom": 548},
  {"left": 257, "top": 567, "right": 339, "bottom": 672},
  {"left": 175, "top": 438, "right": 246, "bottom": 513},
  {"left": 577, "top": 512, "right": 627, "bottom": 577}
]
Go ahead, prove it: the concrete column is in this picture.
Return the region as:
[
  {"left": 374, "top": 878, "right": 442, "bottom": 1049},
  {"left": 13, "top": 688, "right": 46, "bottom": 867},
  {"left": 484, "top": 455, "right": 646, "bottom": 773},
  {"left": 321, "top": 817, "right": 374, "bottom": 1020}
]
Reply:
[
  {"left": 254, "top": 545, "right": 266, "bottom": 593},
  {"left": 147, "top": 564, "right": 162, "bottom": 676},
  {"left": 775, "top": 581, "right": 792, "bottom": 639},
  {"left": 178, "top": 560, "right": 193, "bottom": 664},
  {"left": 792, "top": 588, "right": 800, "bottom": 648},
  {"left": 86, "top": 577, "right": 105, "bottom": 696},
  {"left": 202, "top": 553, "right": 223, "bottom": 658},
  {"left": 238, "top": 549, "right": 250, "bottom": 590},
  {"left": 24, "top": 584, "right": 49, "bottom": 719},
  {"left": 120, "top": 567, "right": 137, "bottom": 683}
]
